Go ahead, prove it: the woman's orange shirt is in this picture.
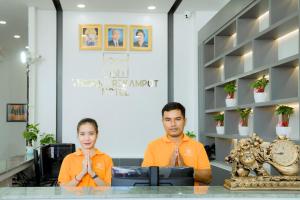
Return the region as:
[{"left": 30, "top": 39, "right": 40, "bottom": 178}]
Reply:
[{"left": 58, "top": 148, "right": 113, "bottom": 186}]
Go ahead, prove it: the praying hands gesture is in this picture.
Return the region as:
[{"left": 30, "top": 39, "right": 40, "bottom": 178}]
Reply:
[{"left": 169, "top": 146, "right": 185, "bottom": 167}]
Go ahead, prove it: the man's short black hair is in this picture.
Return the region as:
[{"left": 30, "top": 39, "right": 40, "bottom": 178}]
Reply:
[{"left": 161, "top": 102, "right": 185, "bottom": 118}]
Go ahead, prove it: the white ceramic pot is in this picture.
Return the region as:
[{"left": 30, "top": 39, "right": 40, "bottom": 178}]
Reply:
[
  {"left": 26, "top": 146, "right": 34, "bottom": 155},
  {"left": 276, "top": 126, "right": 292, "bottom": 137},
  {"left": 254, "top": 91, "right": 268, "bottom": 103},
  {"left": 216, "top": 126, "right": 224, "bottom": 135},
  {"left": 239, "top": 126, "right": 249, "bottom": 136},
  {"left": 225, "top": 98, "right": 237, "bottom": 107}
]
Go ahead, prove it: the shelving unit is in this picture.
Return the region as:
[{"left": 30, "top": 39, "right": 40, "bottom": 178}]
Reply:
[{"left": 199, "top": 0, "right": 300, "bottom": 170}]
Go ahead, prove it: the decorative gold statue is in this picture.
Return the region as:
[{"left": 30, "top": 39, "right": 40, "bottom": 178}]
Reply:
[{"left": 224, "top": 133, "right": 300, "bottom": 190}]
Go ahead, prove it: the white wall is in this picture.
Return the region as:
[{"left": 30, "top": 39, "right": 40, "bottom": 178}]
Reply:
[
  {"left": 35, "top": 10, "right": 57, "bottom": 137},
  {"left": 173, "top": 11, "right": 217, "bottom": 138},
  {"left": 0, "top": 50, "right": 27, "bottom": 159},
  {"left": 62, "top": 12, "right": 168, "bottom": 158}
]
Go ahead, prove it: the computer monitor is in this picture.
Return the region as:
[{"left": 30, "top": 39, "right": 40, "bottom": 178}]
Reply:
[
  {"left": 159, "top": 167, "right": 194, "bottom": 186},
  {"left": 40, "top": 143, "right": 75, "bottom": 180},
  {"left": 112, "top": 166, "right": 150, "bottom": 186},
  {"left": 111, "top": 166, "right": 194, "bottom": 186}
]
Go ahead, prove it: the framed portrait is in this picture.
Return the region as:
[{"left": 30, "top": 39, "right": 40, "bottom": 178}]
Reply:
[
  {"left": 130, "top": 25, "right": 152, "bottom": 51},
  {"left": 7, "top": 104, "right": 28, "bottom": 122},
  {"left": 79, "top": 24, "right": 102, "bottom": 50},
  {"left": 104, "top": 24, "right": 127, "bottom": 51}
]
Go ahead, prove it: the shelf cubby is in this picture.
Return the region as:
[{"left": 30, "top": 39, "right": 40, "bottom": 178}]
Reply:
[
  {"left": 215, "top": 82, "right": 235, "bottom": 109},
  {"left": 204, "top": 113, "right": 220, "bottom": 134},
  {"left": 253, "top": 106, "right": 277, "bottom": 140},
  {"left": 237, "top": 0, "right": 269, "bottom": 44},
  {"left": 238, "top": 69, "right": 269, "bottom": 105},
  {"left": 205, "top": 88, "right": 215, "bottom": 110},
  {"left": 252, "top": 39, "right": 277, "bottom": 68},
  {"left": 278, "top": 102, "right": 299, "bottom": 140},
  {"left": 270, "top": 0, "right": 299, "bottom": 25},
  {"left": 215, "top": 21, "right": 237, "bottom": 57},
  {"left": 270, "top": 59, "right": 298, "bottom": 100},
  {"left": 224, "top": 42, "right": 252, "bottom": 78},
  {"left": 204, "top": 37, "right": 215, "bottom": 64},
  {"left": 224, "top": 110, "right": 240, "bottom": 135},
  {"left": 204, "top": 58, "right": 224, "bottom": 86}
]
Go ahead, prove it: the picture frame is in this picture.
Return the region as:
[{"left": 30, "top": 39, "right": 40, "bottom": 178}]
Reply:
[
  {"left": 7, "top": 104, "right": 28, "bottom": 122},
  {"left": 79, "top": 24, "right": 102, "bottom": 50},
  {"left": 104, "top": 24, "right": 128, "bottom": 51},
  {"left": 130, "top": 25, "right": 152, "bottom": 51}
]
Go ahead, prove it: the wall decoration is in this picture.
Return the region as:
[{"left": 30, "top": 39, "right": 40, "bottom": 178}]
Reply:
[
  {"left": 103, "top": 53, "right": 129, "bottom": 78},
  {"left": 104, "top": 25, "right": 128, "bottom": 51},
  {"left": 7, "top": 104, "right": 27, "bottom": 122},
  {"left": 79, "top": 24, "right": 102, "bottom": 50},
  {"left": 130, "top": 25, "right": 152, "bottom": 51}
]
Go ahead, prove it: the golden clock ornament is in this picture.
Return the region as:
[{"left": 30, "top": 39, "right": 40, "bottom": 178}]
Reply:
[{"left": 224, "top": 134, "right": 300, "bottom": 190}]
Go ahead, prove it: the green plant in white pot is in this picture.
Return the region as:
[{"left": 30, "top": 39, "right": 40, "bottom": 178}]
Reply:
[
  {"left": 213, "top": 113, "right": 224, "bottom": 135},
  {"left": 250, "top": 75, "right": 269, "bottom": 103},
  {"left": 22, "top": 123, "right": 39, "bottom": 154},
  {"left": 40, "top": 133, "right": 56, "bottom": 145},
  {"left": 224, "top": 82, "right": 237, "bottom": 107},
  {"left": 237, "top": 108, "right": 251, "bottom": 136},
  {"left": 275, "top": 105, "right": 294, "bottom": 137}
]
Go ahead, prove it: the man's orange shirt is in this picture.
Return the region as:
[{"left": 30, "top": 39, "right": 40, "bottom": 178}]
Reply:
[
  {"left": 58, "top": 148, "right": 113, "bottom": 186},
  {"left": 142, "top": 134, "right": 211, "bottom": 171}
]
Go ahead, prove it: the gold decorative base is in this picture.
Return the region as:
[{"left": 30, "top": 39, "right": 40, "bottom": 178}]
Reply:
[{"left": 224, "top": 176, "right": 300, "bottom": 190}]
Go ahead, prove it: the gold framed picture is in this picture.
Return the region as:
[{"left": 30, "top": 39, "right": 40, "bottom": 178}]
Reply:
[
  {"left": 7, "top": 104, "right": 27, "bottom": 122},
  {"left": 79, "top": 24, "right": 102, "bottom": 50},
  {"left": 130, "top": 25, "right": 152, "bottom": 51},
  {"left": 104, "top": 24, "right": 127, "bottom": 51}
]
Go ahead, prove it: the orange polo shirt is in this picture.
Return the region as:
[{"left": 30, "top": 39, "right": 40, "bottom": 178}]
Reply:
[
  {"left": 58, "top": 148, "right": 113, "bottom": 186},
  {"left": 142, "top": 134, "right": 211, "bottom": 171}
]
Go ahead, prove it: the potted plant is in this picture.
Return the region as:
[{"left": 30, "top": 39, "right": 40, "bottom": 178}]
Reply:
[
  {"left": 250, "top": 75, "right": 269, "bottom": 103},
  {"left": 213, "top": 113, "right": 224, "bottom": 134},
  {"left": 185, "top": 131, "right": 196, "bottom": 139},
  {"left": 23, "top": 123, "right": 39, "bottom": 154},
  {"left": 40, "top": 133, "right": 56, "bottom": 145},
  {"left": 237, "top": 108, "right": 251, "bottom": 136},
  {"left": 275, "top": 105, "right": 294, "bottom": 137},
  {"left": 224, "top": 82, "right": 237, "bottom": 107}
]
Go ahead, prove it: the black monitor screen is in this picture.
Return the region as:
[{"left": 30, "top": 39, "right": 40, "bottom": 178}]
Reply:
[
  {"left": 159, "top": 167, "right": 194, "bottom": 186},
  {"left": 40, "top": 143, "right": 75, "bottom": 180},
  {"left": 111, "top": 166, "right": 194, "bottom": 186},
  {"left": 112, "top": 167, "right": 150, "bottom": 186}
]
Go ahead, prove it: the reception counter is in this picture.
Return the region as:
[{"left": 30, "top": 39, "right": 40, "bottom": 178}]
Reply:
[
  {"left": 1, "top": 186, "right": 300, "bottom": 200},
  {"left": 0, "top": 154, "right": 33, "bottom": 186}
]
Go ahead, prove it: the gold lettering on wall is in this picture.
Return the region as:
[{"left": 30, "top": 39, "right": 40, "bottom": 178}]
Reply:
[{"left": 72, "top": 79, "right": 159, "bottom": 96}]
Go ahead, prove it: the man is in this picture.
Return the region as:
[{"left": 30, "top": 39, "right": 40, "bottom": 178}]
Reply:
[
  {"left": 142, "top": 102, "right": 212, "bottom": 185},
  {"left": 108, "top": 29, "right": 123, "bottom": 47}
]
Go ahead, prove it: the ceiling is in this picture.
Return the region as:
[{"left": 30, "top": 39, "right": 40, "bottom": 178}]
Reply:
[{"left": 0, "top": 0, "right": 229, "bottom": 59}]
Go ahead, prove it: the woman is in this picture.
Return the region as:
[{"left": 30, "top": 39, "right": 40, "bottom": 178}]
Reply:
[
  {"left": 134, "top": 29, "right": 148, "bottom": 47},
  {"left": 58, "top": 118, "right": 113, "bottom": 186}
]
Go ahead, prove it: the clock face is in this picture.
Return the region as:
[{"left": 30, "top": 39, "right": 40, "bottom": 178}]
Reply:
[{"left": 270, "top": 140, "right": 299, "bottom": 166}]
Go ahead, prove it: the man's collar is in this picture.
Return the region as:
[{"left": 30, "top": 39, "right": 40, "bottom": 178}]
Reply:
[{"left": 162, "top": 134, "right": 189, "bottom": 143}]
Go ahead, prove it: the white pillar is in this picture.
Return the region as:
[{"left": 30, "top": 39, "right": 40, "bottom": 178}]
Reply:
[{"left": 28, "top": 6, "right": 37, "bottom": 123}]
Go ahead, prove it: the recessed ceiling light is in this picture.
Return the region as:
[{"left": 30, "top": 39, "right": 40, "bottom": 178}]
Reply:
[
  {"left": 148, "top": 5, "right": 156, "bottom": 10},
  {"left": 14, "top": 35, "right": 21, "bottom": 39},
  {"left": 77, "top": 4, "right": 86, "bottom": 8},
  {"left": 0, "top": 20, "right": 7, "bottom": 24}
]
